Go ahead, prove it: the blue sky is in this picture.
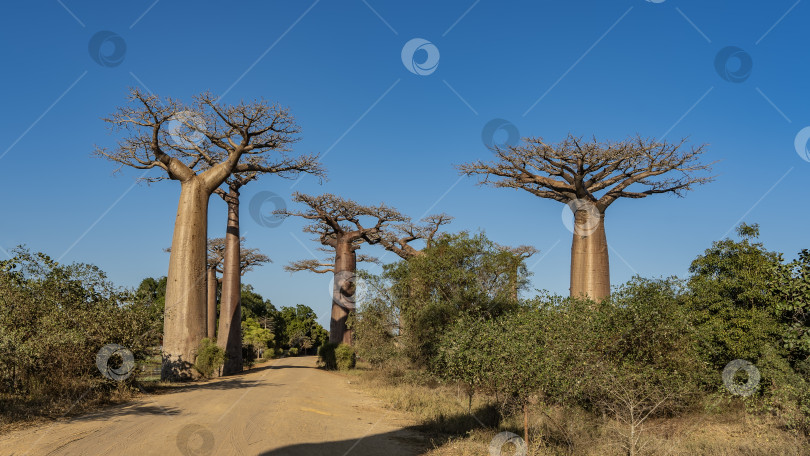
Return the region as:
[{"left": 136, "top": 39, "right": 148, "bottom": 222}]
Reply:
[{"left": 1, "top": 0, "right": 808, "bottom": 329}]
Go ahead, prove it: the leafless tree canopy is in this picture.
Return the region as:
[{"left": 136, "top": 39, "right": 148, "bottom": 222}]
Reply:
[
  {"left": 378, "top": 213, "right": 453, "bottom": 259},
  {"left": 206, "top": 237, "right": 270, "bottom": 274},
  {"left": 166, "top": 238, "right": 270, "bottom": 273},
  {"left": 284, "top": 248, "right": 379, "bottom": 275},
  {"left": 276, "top": 192, "right": 407, "bottom": 249},
  {"left": 499, "top": 244, "right": 539, "bottom": 259},
  {"left": 458, "top": 134, "right": 715, "bottom": 212},
  {"left": 94, "top": 87, "right": 324, "bottom": 186}
]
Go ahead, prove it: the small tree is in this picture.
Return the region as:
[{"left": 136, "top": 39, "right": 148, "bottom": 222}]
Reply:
[
  {"left": 242, "top": 317, "right": 274, "bottom": 364},
  {"left": 385, "top": 231, "right": 533, "bottom": 366},
  {"left": 684, "top": 223, "right": 782, "bottom": 370},
  {"left": 433, "top": 314, "right": 498, "bottom": 412}
]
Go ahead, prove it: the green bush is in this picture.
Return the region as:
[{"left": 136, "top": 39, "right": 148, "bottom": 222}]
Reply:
[
  {"left": 335, "top": 344, "right": 356, "bottom": 370},
  {"left": 318, "top": 342, "right": 338, "bottom": 369},
  {"left": 194, "top": 338, "right": 226, "bottom": 378},
  {"left": 288, "top": 347, "right": 298, "bottom": 357},
  {"left": 0, "top": 247, "right": 162, "bottom": 402}
]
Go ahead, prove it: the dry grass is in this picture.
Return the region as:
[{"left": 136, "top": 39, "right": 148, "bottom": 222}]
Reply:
[{"left": 346, "top": 362, "right": 810, "bottom": 456}]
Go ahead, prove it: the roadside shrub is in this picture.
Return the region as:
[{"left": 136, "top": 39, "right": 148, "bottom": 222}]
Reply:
[
  {"left": 336, "top": 344, "right": 356, "bottom": 370},
  {"left": 288, "top": 347, "right": 298, "bottom": 357},
  {"left": 194, "top": 338, "right": 225, "bottom": 378},
  {"left": 318, "top": 342, "right": 338, "bottom": 370},
  {"left": 0, "top": 247, "right": 162, "bottom": 407}
]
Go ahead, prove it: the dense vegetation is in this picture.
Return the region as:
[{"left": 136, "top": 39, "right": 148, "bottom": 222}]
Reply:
[
  {"left": 0, "top": 248, "right": 326, "bottom": 427},
  {"left": 0, "top": 248, "right": 163, "bottom": 424},
  {"left": 351, "top": 225, "right": 810, "bottom": 454}
]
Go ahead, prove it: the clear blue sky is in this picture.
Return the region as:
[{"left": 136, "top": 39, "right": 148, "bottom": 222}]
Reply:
[{"left": 1, "top": 1, "right": 808, "bottom": 329}]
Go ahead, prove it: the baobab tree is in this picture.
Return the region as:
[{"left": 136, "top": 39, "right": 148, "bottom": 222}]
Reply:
[
  {"left": 458, "top": 134, "right": 714, "bottom": 300},
  {"left": 277, "top": 193, "right": 406, "bottom": 344},
  {"left": 204, "top": 237, "right": 270, "bottom": 340},
  {"left": 377, "top": 213, "right": 453, "bottom": 259},
  {"left": 95, "top": 88, "right": 321, "bottom": 379},
  {"left": 168, "top": 237, "right": 269, "bottom": 339},
  {"left": 214, "top": 168, "right": 324, "bottom": 374}
]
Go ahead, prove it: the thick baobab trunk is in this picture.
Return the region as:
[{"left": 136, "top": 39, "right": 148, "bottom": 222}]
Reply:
[
  {"left": 162, "top": 178, "right": 209, "bottom": 380},
  {"left": 330, "top": 240, "right": 357, "bottom": 345},
  {"left": 217, "top": 188, "right": 243, "bottom": 374},
  {"left": 569, "top": 208, "right": 610, "bottom": 300},
  {"left": 206, "top": 266, "right": 217, "bottom": 338}
]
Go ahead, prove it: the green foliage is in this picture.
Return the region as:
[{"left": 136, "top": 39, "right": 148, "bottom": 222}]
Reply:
[
  {"left": 754, "top": 344, "right": 810, "bottom": 433},
  {"left": 432, "top": 314, "right": 499, "bottom": 410},
  {"left": 771, "top": 249, "right": 810, "bottom": 362},
  {"left": 385, "top": 231, "right": 532, "bottom": 366},
  {"left": 353, "top": 271, "right": 399, "bottom": 367},
  {"left": 242, "top": 317, "right": 274, "bottom": 350},
  {"left": 683, "top": 223, "right": 782, "bottom": 370},
  {"left": 288, "top": 347, "right": 298, "bottom": 356},
  {"left": 0, "top": 247, "right": 162, "bottom": 400},
  {"left": 318, "top": 342, "right": 338, "bottom": 370},
  {"left": 276, "top": 304, "right": 328, "bottom": 353},
  {"left": 240, "top": 284, "right": 277, "bottom": 332},
  {"left": 194, "top": 338, "right": 226, "bottom": 378},
  {"left": 335, "top": 344, "right": 356, "bottom": 370}
]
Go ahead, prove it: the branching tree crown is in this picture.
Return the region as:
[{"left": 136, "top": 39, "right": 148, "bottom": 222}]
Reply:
[{"left": 458, "top": 134, "right": 715, "bottom": 211}]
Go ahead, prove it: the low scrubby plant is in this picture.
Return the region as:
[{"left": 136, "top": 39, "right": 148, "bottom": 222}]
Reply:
[
  {"left": 288, "top": 347, "right": 299, "bottom": 357},
  {"left": 336, "top": 344, "right": 356, "bottom": 370},
  {"left": 194, "top": 338, "right": 226, "bottom": 378},
  {"left": 318, "top": 342, "right": 338, "bottom": 369}
]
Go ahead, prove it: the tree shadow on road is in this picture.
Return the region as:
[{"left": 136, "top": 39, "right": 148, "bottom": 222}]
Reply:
[
  {"left": 257, "top": 427, "right": 431, "bottom": 456},
  {"left": 257, "top": 403, "right": 501, "bottom": 456}
]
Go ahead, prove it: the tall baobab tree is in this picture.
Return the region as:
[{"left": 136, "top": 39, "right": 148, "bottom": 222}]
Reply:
[
  {"left": 213, "top": 167, "right": 324, "bottom": 374},
  {"left": 458, "top": 134, "right": 714, "bottom": 300},
  {"left": 277, "top": 193, "right": 406, "bottom": 344},
  {"left": 204, "top": 237, "right": 270, "bottom": 340},
  {"left": 95, "top": 88, "right": 321, "bottom": 379}
]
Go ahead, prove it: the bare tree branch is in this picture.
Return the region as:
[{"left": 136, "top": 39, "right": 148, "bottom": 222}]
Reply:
[{"left": 457, "top": 134, "right": 716, "bottom": 211}]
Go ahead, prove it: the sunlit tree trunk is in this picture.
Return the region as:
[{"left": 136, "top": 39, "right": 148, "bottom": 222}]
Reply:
[
  {"left": 569, "top": 209, "right": 610, "bottom": 300},
  {"left": 217, "top": 187, "right": 243, "bottom": 374},
  {"left": 331, "top": 238, "right": 357, "bottom": 345},
  {"left": 162, "top": 177, "right": 209, "bottom": 380},
  {"left": 206, "top": 266, "right": 217, "bottom": 339}
]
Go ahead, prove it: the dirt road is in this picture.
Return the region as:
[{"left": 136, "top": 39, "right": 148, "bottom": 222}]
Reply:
[{"left": 1, "top": 356, "right": 426, "bottom": 455}]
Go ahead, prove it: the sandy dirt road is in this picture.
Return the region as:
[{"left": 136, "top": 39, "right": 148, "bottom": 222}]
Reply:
[{"left": 0, "top": 356, "right": 426, "bottom": 456}]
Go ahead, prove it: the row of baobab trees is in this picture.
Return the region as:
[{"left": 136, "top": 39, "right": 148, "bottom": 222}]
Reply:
[{"left": 96, "top": 88, "right": 714, "bottom": 380}]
